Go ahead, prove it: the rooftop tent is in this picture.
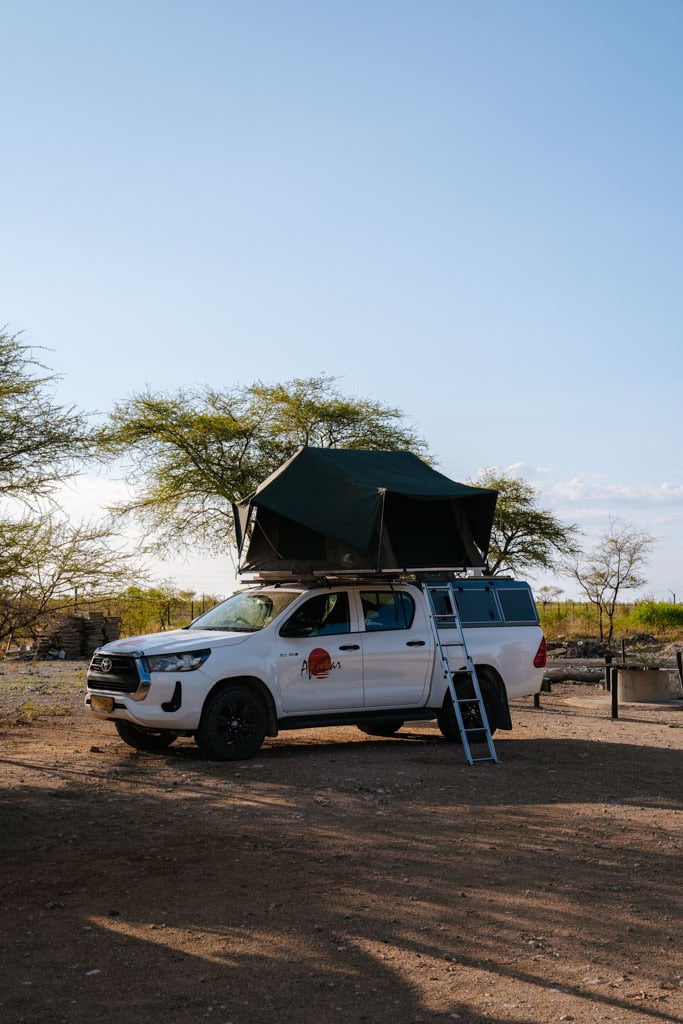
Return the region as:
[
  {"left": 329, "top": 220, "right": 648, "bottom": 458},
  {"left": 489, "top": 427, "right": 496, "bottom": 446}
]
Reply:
[{"left": 233, "top": 447, "right": 498, "bottom": 575}]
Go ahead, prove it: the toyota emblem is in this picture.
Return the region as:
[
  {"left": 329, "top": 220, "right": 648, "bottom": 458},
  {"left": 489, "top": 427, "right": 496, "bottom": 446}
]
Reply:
[{"left": 99, "top": 657, "right": 113, "bottom": 673}]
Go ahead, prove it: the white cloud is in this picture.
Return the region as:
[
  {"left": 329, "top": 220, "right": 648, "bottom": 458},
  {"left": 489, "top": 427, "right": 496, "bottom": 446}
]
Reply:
[
  {"left": 471, "top": 462, "right": 550, "bottom": 483},
  {"left": 551, "top": 476, "right": 683, "bottom": 506},
  {"left": 504, "top": 462, "right": 550, "bottom": 480}
]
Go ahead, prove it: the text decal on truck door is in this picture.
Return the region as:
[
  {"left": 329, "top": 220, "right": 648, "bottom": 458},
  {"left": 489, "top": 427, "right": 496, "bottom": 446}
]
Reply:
[{"left": 301, "top": 648, "right": 341, "bottom": 680}]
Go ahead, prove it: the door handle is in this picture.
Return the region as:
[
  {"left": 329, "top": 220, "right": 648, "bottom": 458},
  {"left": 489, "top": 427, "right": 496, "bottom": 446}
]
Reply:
[
  {"left": 339, "top": 644, "right": 360, "bottom": 651},
  {"left": 406, "top": 640, "right": 426, "bottom": 647}
]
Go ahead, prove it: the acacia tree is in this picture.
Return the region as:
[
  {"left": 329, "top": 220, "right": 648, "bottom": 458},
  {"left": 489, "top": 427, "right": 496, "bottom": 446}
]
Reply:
[
  {"left": 0, "top": 329, "right": 138, "bottom": 643},
  {"left": 97, "top": 375, "right": 429, "bottom": 554},
  {"left": 471, "top": 470, "right": 580, "bottom": 576},
  {"left": 563, "top": 519, "right": 655, "bottom": 644},
  {"left": 0, "top": 329, "right": 89, "bottom": 501},
  {"left": 0, "top": 518, "right": 136, "bottom": 642}
]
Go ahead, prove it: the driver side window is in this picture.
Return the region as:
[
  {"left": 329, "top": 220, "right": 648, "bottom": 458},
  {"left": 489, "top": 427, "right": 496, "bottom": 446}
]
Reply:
[{"left": 280, "top": 592, "right": 351, "bottom": 637}]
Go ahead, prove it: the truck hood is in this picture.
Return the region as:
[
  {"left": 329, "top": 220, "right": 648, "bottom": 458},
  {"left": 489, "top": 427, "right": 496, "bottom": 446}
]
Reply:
[{"left": 98, "top": 628, "right": 252, "bottom": 656}]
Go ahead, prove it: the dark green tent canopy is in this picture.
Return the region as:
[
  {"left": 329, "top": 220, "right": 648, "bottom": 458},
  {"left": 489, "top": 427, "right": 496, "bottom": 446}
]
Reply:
[{"left": 233, "top": 447, "right": 497, "bottom": 574}]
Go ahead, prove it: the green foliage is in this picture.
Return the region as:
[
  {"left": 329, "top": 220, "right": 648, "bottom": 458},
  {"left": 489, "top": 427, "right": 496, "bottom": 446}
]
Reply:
[
  {"left": 536, "top": 600, "right": 661, "bottom": 641},
  {"left": 0, "top": 329, "right": 140, "bottom": 643},
  {"left": 97, "top": 375, "right": 429, "bottom": 554},
  {"left": 0, "top": 517, "right": 139, "bottom": 643},
  {"left": 630, "top": 601, "right": 683, "bottom": 632},
  {"left": 0, "top": 328, "right": 89, "bottom": 502},
  {"left": 113, "top": 585, "right": 220, "bottom": 636},
  {"left": 472, "top": 470, "right": 580, "bottom": 576}
]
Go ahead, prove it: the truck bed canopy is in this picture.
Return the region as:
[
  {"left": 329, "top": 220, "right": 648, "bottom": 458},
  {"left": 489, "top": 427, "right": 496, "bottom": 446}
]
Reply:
[{"left": 233, "top": 447, "right": 498, "bottom": 575}]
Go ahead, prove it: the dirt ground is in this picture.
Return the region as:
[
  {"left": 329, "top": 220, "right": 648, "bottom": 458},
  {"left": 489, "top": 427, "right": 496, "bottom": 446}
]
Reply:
[{"left": 1, "top": 660, "right": 681, "bottom": 1024}]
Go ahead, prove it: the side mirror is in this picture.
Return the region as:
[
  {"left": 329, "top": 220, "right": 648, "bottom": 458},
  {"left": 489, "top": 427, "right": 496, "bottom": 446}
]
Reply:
[{"left": 280, "top": 623, "right": 314, "bottom": 638}]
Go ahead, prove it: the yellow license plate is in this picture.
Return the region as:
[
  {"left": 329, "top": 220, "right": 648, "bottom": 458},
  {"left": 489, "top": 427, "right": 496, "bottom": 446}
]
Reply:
[{"left": 91, "top": 695, "right": 115, "bottom": 713}]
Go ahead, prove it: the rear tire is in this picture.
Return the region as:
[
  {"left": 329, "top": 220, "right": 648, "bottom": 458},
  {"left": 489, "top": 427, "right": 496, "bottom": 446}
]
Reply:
[
  {"left": 357, "top": 719, "right": 405, "bottom": 737},
  {"left": 115, "top": 721, "right": 177, "bottom": 752},
  {"left": 437, "top": 677, "right": 499, "bottom": 743},
  {"left": 195, "top": 684, "right": 267, "bottom": 761}
]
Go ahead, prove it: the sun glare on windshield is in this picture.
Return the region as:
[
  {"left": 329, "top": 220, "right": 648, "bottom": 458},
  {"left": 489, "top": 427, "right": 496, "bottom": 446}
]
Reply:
[{"left": 190, "top": 590, "right": 299, "bottom": 632}]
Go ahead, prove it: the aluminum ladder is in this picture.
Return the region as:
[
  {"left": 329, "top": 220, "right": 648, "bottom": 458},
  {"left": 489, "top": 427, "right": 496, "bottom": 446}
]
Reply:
[{"left": 422, "top": 581, "right": 498, "bottom": 765}]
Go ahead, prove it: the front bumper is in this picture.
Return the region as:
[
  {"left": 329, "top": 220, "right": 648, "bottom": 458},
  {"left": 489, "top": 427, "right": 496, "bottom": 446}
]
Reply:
[{"left": 85, "top": 651, "right": 207, "bottom": 730}]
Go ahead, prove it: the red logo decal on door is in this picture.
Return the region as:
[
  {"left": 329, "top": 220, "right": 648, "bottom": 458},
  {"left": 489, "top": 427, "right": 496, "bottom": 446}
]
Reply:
[{"left": 300, "top": 648, "right": 341, "bottom": 680}]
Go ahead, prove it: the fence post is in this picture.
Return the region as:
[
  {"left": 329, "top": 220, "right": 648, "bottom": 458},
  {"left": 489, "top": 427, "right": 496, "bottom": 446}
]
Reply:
[
  {"left": 604, "top": 653, "right": 612, "bottom": 692},
  {"left": 610, "top": 666, "right": 619, "bottom": 719}
]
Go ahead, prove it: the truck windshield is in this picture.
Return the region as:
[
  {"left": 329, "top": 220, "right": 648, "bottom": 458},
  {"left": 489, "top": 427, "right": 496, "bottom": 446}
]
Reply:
[{"left": 188, "top": 590, "right": 300, "bottom": 633}]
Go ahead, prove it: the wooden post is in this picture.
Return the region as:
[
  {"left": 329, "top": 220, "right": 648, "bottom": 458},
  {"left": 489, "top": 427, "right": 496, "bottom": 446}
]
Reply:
[
  {"left": 610, "top": 666, "right": 619, "bottom": 719},
  {"left": 604, "top": 653, "right": 612, "bottom": 692}
]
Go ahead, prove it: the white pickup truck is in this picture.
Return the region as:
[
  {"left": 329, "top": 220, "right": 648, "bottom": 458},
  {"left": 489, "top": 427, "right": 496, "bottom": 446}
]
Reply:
[{"left": 85, "top": 576, "right": 547, "bottom": 759}]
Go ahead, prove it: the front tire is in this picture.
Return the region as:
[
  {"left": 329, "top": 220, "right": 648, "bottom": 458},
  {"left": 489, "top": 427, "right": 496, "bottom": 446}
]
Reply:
[
  {"left": 195, "top": 684, "right": 267, "bottom": 761},
  {"left": 115, "top": 721, "right": 177, "bottom": 752},
  {"left": 437, "top": 677, "right": 499, "bottom": 743}
]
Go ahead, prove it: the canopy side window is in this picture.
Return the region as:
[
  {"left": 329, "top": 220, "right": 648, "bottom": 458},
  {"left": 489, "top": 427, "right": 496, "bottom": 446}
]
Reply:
[
  {"left": 453, "top": 587, "right": 502, "bottom": 624},
  {"left": 496, "top": 586, "right": 538, "bottom": 624}
]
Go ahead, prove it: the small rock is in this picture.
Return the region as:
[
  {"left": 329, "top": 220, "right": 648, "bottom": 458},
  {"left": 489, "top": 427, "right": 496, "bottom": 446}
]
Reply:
[{"left": 90, "top": 746, "right": 102, "bottom": 753}]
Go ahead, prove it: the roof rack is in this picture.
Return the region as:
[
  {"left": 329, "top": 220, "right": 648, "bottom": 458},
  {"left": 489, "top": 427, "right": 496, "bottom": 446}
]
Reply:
[{"left": 239, "top": 566, "right": 490, "bottom": 587}]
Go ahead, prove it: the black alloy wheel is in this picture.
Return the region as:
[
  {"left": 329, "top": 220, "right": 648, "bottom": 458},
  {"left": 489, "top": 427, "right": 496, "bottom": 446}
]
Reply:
[{"left": 195, "top": 684, "right": 267, "bottom": 761}]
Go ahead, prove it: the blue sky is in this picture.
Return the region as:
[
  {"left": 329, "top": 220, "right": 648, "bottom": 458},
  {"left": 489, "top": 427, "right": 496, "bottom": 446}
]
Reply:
[{"left": 2, "top": 0, "right": 682, "bottom": 599}]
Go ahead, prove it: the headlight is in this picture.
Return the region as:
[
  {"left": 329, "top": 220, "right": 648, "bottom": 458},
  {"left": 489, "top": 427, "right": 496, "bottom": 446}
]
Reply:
[{"left": 145, "top": 649, "right": 211, "bottom": 673}]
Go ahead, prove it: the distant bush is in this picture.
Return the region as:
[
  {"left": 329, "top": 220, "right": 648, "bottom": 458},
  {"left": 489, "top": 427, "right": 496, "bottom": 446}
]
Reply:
[
  {"left": 536, "top": 599, "right": 683, "bottom": 641},
  {"left": 631, "top": 602, "right": 683, "bottom": 632}
]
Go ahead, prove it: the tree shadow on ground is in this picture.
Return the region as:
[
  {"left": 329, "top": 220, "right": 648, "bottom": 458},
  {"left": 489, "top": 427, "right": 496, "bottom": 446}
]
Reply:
[{"left": 1, "top": 724, "right": 681, "bottom": 1024}]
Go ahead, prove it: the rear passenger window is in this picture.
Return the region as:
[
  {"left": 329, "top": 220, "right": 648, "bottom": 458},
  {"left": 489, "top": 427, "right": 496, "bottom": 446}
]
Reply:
[
  {"left": 361, "top": 591, "right": 415, "bottom": 631},
  {"left": 497, "top": 587, "right": 538, "bottom": 623},
  {"left": 453, "top": 587, "right": 501, "bottom": 624}
]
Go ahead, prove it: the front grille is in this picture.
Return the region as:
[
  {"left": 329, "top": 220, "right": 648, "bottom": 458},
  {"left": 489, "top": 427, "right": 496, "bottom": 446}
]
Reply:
[{"left": 87, "top": 653, "right": 141, "bottom": 694}]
